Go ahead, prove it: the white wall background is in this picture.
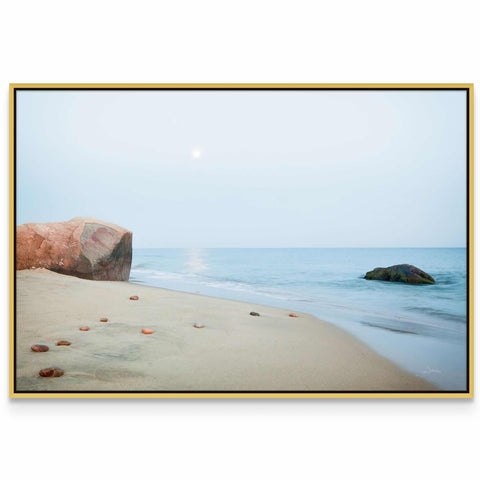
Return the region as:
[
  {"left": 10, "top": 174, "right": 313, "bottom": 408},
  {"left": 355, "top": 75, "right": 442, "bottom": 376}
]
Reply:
[{"left": 1, "top": 1, "right": 478, "bottom": 479}]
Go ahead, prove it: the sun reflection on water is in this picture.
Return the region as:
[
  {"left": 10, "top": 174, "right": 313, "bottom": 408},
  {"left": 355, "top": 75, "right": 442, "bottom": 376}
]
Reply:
[{"left": 185, "top": 248, "right": 208, "bottom": 272}]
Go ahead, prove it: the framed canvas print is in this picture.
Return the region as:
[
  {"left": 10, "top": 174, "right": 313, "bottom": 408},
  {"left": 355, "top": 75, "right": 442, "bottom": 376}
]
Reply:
[{"left": 9, "top": 84, "right": 473, "bottom": 398}]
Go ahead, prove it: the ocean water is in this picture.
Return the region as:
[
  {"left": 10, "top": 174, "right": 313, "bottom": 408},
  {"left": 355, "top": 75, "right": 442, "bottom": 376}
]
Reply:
[{"left": 130, "top": 248, "right": 468, "bottom": 390}]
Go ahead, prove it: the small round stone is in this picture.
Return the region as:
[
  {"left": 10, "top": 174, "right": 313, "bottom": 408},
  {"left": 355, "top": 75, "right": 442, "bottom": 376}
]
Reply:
[
  {"left": 130, "top": 295, "right": 139, "bottom": 300},
  {"left": 79, "top": 326, "right": 90, "bottom": 331},
  {"left": 193, "top": 322, "right": 205, "bottom": 328},
  {"left": 39, "top": 367, "right": 64, "bottom": 378},
  {"left": 250, "top": 312, "right": 260, "bottom": 316},
  {"left": 100, "top": 318, "right": 108, "bottom": 322},
  {"left": 142, "top": 328, "right": 153, "bottom": 334},
  {"left": 56, "top": 340, "right": 71, "bottom": 346},
  {"left": 289, "top": 313, "right": 298, "bottom": 318},
  {"left": 31, "top": 344, "right": 49, "bottom": 352}
]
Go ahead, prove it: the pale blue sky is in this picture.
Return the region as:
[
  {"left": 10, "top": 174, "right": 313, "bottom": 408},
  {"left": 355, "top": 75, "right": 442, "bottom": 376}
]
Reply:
[{"left": 16, "top": 89, "right": 467, "bottom": 247}]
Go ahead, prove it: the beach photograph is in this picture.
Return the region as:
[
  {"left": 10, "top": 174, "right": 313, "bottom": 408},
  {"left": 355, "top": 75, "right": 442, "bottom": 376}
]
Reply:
[
  {"left": 11, "top": 86, "right": 471, "bottom": 396},
  {"left": 4, "top": 4, "right": 480, "bottom": 480}
]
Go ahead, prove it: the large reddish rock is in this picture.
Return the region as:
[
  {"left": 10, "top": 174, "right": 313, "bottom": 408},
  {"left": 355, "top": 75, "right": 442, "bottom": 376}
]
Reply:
[{"left": 16, "top": 217, "right": 132, "bottom": 281}]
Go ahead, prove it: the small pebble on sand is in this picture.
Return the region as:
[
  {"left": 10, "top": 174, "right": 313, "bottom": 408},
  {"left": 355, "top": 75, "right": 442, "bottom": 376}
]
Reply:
[
  {"left": 100, "top": 318, "right": 108, "bottom": 322},
  {"left": 142, "top": 328, "right": 153, "bottom": 334},
  {"left": 250, "top": 312, "right": 260, "bottom": 316},
  {"left": 56, "top": 340, "right": 71, "bottom": 346},
  {"left": 289, "top": 313, "right": 298, "bottom": 318},
  {"left": 79, "top": 326, "right": 90, "bottom": 331},
  {"left": 39, "top": 367, "right": 64, "bottom": 378},
  {"left": 130, "top": 296, "right": 139, "bottom": 300},
  {"left": 31, "top": 344, "right": 49, "bottom": 352},
  {"left": 193, "top": 322, "right": 205, "bottom": 328}
]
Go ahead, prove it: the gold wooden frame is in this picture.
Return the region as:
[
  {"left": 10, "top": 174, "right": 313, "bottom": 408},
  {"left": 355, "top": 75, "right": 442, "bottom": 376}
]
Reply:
[{"left": 9, "top": 84, "right": 474, "bottom": 399}]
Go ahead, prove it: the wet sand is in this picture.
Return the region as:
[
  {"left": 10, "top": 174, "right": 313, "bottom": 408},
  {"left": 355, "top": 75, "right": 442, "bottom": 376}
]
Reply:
[{"left": 15, "top": 269, "right": 436, "bottom": 392}]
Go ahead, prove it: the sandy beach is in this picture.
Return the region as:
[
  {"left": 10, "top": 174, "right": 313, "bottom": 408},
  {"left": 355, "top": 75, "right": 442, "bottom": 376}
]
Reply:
[{"left": 15, "top": 269, "right": 436, "bottom": 392}]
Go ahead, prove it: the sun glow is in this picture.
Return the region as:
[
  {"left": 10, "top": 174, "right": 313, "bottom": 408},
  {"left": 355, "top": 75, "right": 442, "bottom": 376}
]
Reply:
[{"left": 191, "top": 147, "right": 202, "bottom": 159}]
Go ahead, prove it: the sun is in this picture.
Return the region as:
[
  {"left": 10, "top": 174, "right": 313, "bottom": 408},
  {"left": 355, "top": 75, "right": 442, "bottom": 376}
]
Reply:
[{"left": 191, "top": 147, "right": 202, "bottom": 159}]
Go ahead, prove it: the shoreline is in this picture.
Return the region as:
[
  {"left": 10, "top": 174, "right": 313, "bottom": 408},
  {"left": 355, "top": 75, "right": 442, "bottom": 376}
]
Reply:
[
  {"left": 16, "top": 269, "right": 437, "bottom": 392},
  {"left": 129, "top": 258, "right": 466, "bottom": 391}
]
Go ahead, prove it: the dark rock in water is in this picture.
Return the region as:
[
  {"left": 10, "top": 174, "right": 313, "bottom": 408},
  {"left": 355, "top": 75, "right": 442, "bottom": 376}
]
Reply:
[
  {"left": 16, "top": 217, "right": 132, "bottom": 281},
  {"left": 39, "top": 367, "right": 64, "bottom": 377},
  {"left": 364, "top": 264, "right": 435, "bottom": 285},
  {"left": 250, "top": 312, "right": 260, "bottom": 316}
]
